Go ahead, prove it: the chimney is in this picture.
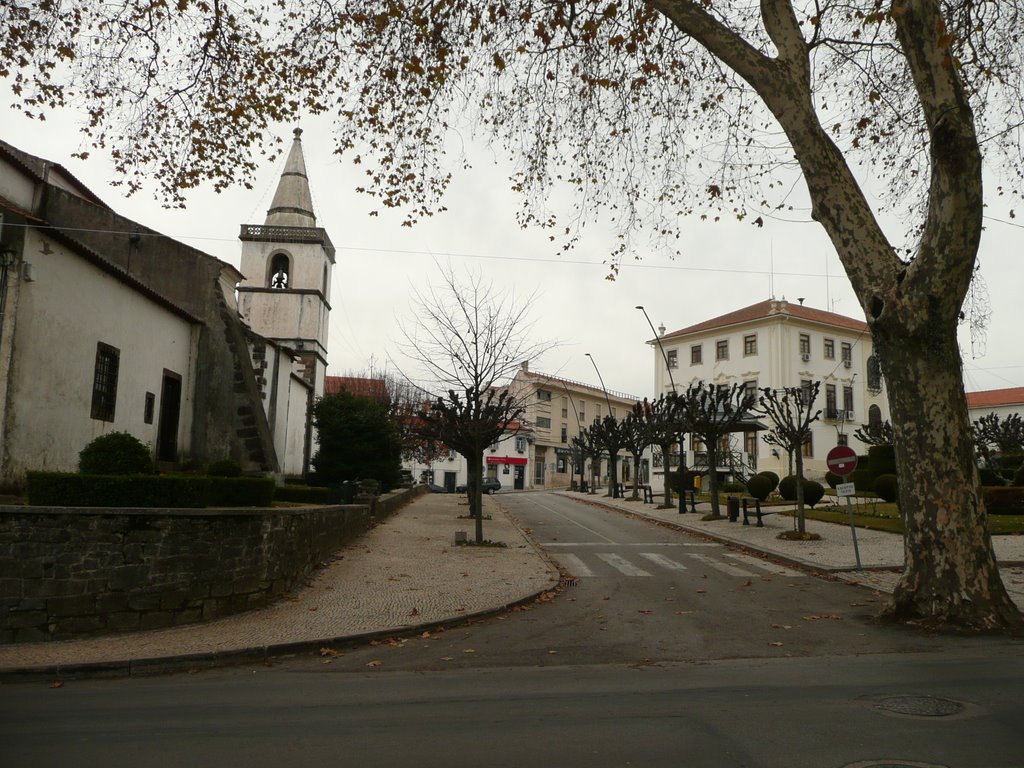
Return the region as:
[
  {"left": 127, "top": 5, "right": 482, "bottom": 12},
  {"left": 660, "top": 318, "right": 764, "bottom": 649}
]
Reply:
[{"left": 658, "top": 323, "right": 666, "bottom": 337}]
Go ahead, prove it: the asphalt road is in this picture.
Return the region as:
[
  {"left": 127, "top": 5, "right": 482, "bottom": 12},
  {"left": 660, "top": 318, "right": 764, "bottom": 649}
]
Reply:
[{"left": 2, "top": 492, "right": 1022, "bottom": 767}]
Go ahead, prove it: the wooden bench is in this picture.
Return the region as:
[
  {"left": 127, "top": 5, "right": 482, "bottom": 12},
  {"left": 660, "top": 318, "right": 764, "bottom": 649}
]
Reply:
[{"left": 740, "top": 498, "right": 777, "bottom": 527}]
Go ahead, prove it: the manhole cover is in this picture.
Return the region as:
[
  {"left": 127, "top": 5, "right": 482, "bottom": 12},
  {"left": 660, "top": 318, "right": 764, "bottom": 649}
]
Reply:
[{"left": 875, "top": 695, "right": 964, "bottom": 717}]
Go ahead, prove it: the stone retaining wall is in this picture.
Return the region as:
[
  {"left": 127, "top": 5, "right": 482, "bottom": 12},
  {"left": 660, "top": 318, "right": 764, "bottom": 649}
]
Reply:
[{"left": 0, "top": 486, "right": 425, "bottom": 643}]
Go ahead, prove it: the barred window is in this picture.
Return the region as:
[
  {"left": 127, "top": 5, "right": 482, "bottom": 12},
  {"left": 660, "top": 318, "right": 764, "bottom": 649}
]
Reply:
[{"left": 91, "top": 343, "right": 120, "bottom": 422}]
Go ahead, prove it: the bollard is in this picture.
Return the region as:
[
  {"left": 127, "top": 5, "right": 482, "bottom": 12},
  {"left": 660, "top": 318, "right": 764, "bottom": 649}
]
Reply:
[{"left": 689, "top": 491, "right": 697, "bottom": 513}]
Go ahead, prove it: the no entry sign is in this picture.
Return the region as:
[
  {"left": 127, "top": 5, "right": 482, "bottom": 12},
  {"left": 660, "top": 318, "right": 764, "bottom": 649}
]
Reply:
[{"left": 826, "top": 445, "right": 859, "bottom": 476}]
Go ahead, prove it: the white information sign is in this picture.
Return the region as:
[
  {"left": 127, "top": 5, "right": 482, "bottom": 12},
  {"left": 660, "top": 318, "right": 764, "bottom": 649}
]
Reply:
[{"left": 836, "top": 482, "right": 856, "bottom": 497}]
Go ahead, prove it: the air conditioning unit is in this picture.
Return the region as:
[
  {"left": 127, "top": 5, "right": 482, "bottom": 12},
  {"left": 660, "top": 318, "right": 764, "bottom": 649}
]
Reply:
[
  {"left": 800, "top": 353, "right": 810, "bottom": 362},
  {"left": 843, "top": 360, "right": 852, "bottom": 368},
  {"left": 844, "top": 410, "right": 855, "bottom": 420}
]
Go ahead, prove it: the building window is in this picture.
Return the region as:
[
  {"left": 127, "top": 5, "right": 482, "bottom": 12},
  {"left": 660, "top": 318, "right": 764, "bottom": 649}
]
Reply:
[
  {"left": 799, "top": 334, "right": 811, "bottom": 356},
  {"left": 743, "top": 380, "right": 758, "bottom": 405},
  {"left": 744, "top": 430, "right": 757, "bottom": 456},
  {"left": 269, "top": 253, "right": 290, "bottom": 289},
  {"left": 867, "top": 354, "right": 882, "bottom": 391},
  {"left": 824, "top": 338, "right": 835, "bottom": 359},
  {"left": 537, "top": 389, "right": 552, "bottom": 402},
  {"left": 841, "top": 342, "right": 852, "bottom": 363},
  {"left": 743, "top": 334, "right": 757, "bottom": 356},
  {"left": 579, "top": 401, "right": 586, "bottom": 421},
  {"left": 561, "top": 397, "right": 568, "bottom": 418},
  {"left": 869, "top": 404, "right": 882, "bottom": 429},
  {"left": 90, "top": 342, "right": 120, "bottom": 422},
  {"left": 802, "top": 433, "right": 813, "bottom": 458},
  {"left": 515, "top": 436, "right": 527, "bottom": 452},
  {"left": 560, "top": 426, "right": 568, "bottom": 443},
  {"left": 801, "top": 379, "right": 813, "bottom": 404},
  {"left": 691, "top": 344, "right": 702, "bottom": 365},
  {"left": 843, "top": 386, "right": 854, "bottom": 415},
  {"left": 825, "top": 384, "right": 838, "bottom": 418},
  {"left": 691, "top": 436, "right": 705, "bottom": 452},
  {"left": 536, "top": 416, "right": 551, "bottom": 429},
  {"left": 557, "top": 457, "right": 567, "bottom": 473},
  {"left": 611, "top": 407, "right": 616, "bottom": 418},
  {"left": 667, "top": 349, "right": 678, "bottom": 369},
  {"left": 144, "top": 392, "right": 155, "bottom": 425},
  {"left": 716, "top": 340, "right": 729, "bottom": 361}
]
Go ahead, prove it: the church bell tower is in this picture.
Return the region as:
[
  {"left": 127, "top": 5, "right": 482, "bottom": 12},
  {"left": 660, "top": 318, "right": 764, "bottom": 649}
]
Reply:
[{"left": 237, "top": 128, "right": 333, "bottom": 397}]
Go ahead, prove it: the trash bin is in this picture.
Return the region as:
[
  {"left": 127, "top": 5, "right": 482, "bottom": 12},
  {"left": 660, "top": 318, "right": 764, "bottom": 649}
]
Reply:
[{"left": 727, "top": 495, "right": 740, "bottom": 522}]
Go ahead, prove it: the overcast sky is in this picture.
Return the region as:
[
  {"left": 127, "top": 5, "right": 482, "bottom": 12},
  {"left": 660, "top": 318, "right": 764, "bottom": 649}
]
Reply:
[{"left": 4, "top": 110, "right": 1022, "bottom": 400}]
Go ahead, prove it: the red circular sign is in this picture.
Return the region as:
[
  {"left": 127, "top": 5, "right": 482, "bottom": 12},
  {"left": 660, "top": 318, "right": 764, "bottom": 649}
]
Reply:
[{"left": 826, "top": 446, "right": 859, "bottom": 475}]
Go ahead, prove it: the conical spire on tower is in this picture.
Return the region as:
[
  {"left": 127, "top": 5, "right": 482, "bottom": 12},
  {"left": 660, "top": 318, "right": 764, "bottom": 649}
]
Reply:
[{"left": 264, "top": 127, "right": 316, "bottom": 227}]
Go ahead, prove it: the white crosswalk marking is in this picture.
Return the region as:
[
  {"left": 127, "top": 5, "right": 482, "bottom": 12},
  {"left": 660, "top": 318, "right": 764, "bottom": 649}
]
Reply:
[
  {"left": 558, "top": 553, "right": 595, "bottom": 578},
  {"left": 638, "top": 552, "right": 689, "bottom": 572},
  {"left": 683, "top": 552, "right": 760, "bottom": 578},
  {"left": 724, "top": 552, "right": 805, "bottom": 577},
  {"left": 596, "top": 553, "right": 652, "bottom": 577}
]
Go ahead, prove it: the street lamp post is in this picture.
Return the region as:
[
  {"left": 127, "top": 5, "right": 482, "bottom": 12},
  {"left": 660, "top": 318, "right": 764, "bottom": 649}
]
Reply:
[
  {"left": 585, "top": 353, "right": 618, "bottom": 499},
  {"left": 560, "top": 381, "right": 587, "bottom": 492},
  {"left": 636, "top": 306, "right": 688, "bottom": 514}
]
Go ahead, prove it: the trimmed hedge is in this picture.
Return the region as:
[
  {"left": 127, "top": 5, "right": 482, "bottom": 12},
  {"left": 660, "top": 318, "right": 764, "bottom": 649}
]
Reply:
[
  {"left": 824, "top": 471, "right": 842, "bottom": 488},
  {"left": 979, "top": 467, "right": 1007, "bottom": 487},
  {"left": 207, "top": 459, "right": 243, "bottom": 477},
  {"left": 873, "top": 473, "right": 899, "bottom": 503},
  {"left": 983, "top": 486, "right": 1024, "bottom": 516},
  {"left": 720, "top": 481, "right": 747, "bottom": 494},
  {"left": 273, "top": 484, "right": 331, "bottom": 504},
  {"left": 205, "top": 476, "right": 275, "bottom": 507},
  {"left": 850, "top": 468, "right": 873, "bottom": 491},
  {"left": 27, "top": 472, "right": 275, "bottom": 508},
  {"left": 868, "top": 445, "right": 897, "bottom": 476},
  {"left": 27, "top": 472, "right": 209, "bottom": 508}
]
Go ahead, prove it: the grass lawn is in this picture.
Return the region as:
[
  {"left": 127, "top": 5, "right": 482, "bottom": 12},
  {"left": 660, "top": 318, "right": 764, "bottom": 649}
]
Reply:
[{"left": 704, "top": 491, "right": 1024, "bottom": 535}]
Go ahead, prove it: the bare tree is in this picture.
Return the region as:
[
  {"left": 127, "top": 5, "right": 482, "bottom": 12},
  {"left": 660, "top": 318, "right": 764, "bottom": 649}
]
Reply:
[
  {"left": 972, "top": 412, "right": 1024, "bottom": 471},
  {"left": 399, "top": 268, "right": 551, "bottom": 542},
  {"left": 587, "top": 415, "right": 628, "bottom": 499},
  {"left": 13, "top": 2, "right": 1023, "bottom": 628},
  {"left": 641, "top": 395, "right": 682, "bottom": 509},
  {"left": 673, "top": 383, "right": 757, "bottom": 520},
  {"left": 854, "top": 420, "right": 896, "bottom": 448},
  {"left": 622, "top": 403, "right": 654, "bottom": 500},
  {"left": 757, "top": 382, "right": 823, "bottom": 535}
]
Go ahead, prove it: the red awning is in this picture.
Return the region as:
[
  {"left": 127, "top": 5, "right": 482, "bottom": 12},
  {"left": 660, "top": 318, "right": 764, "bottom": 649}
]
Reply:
[{"left": 486, "top": 456, "right": 528, "bottom": 465}]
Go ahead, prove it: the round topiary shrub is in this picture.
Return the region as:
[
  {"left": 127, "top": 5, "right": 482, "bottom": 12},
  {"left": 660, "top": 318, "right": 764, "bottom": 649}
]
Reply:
[
  {"left": 867, "top": 444, "right": 897, "bottom": 476},
  {"left": 824, "top": 471, "right": 843, "bottom": 488},
  {"left": 873, "top": 473, "right": 900, "bottom": 503},
  {"left": 778, "top": 475, "right": 798, "bottom": 501},
  {"left": 720, "top": 481, "right": 747, "bottom": 494},
  {"left": 207, "top": 459, "right": 243, "bottom": 477},
  {"left": 803, "top": 480, "right": 825, "bottom": 508},
  {"left": 746, "top": 474, "right": 773, "bottom": 501},
  {"left": 79, "top": 432, "right": 154, "bottom": 475},
  {"left": 1014, "top": 464, "right": 1024, "bottom": 487},
  {"left": 757, "top": 471, "right": 780, "bottom": 490}
]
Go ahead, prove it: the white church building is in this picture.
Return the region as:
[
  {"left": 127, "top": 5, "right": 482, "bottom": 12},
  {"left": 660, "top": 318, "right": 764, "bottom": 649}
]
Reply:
[{"left": 0, "top": 131, "right": 331, "bottom": 487}]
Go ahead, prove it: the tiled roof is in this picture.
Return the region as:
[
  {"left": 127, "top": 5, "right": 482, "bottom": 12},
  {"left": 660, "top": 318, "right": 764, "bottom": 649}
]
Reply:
[
  {"left": 324, "top": 376, "right": 388, "bottom": 400},
  {"left": 966, "top": 387, "right": 1024, "bottom": 409},
  {"left": 661, "top": 299, "right": 868, "bottom": 340}
]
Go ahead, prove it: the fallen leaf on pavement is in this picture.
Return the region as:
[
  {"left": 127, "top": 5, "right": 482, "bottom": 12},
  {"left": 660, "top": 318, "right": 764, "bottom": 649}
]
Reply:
[
  {"left": 308, "top": 607, "right": 318, "bottom": 612},
  {"left": 408, "top": 607, "right": 419, "bottom": 617},
  {"left": 696, "top": 589, "right": 707, "bottom": 594},
  {"left": 638, "top": 609, "right": 653, "bottom": 615},
  {"left": 769, "top": 642, "right": 784, "bottom": 647},
  {"left": 803, "top": 614, "right": 843, "bottom": 621},
  {"left": 49, "top": 681, "right": 64, "bottom": 689},
  {"left": 463, "top": 648, "right": 475, "bottom": 654},
  {"left": 674, "top": 611, "right": 695, "bottom": 615},
  {"left": 441, "top": 656, "right": 453, "bottom": 661},
  {"left": 366, "top": 660, "right": 382, "bottom": 667},
  {"left": 548, "top": 650, "right": 558, "bottom": 655},
  {"left": 741, "top": 578, "right": 753, "bottom": 587},
  {"left": 770, "top": 624, "right": 793, "bottom": 630}
]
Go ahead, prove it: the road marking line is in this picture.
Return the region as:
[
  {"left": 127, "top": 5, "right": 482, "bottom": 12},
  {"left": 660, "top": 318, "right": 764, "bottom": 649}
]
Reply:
[
  {"left": 596, "top": 553, "right": 652, "bottom": 577},
  {"left": 638, "top": 553, "right": 689, "bottom": 571},
  {"left": 724, "top": 552, "right": 805, "bottom": 577},
  {"left": 526, "top": 499, "right": 617, "bottom": 543},
  {"left": 542, "top": 542, "right": 720, "bottom": 548},
  {"left": 557, "top": 553, "right": 595, "bottom": 578},
  {"left": 684, "top": 552, "right": 759, "bottom": 578}
]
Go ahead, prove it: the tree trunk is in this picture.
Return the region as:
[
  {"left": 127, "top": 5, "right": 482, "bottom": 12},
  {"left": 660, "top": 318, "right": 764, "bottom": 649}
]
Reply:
[
  {"left": 631, "top": 454, "right": 641, "bottom": 499},
  {"left": 660, "top": 442, "right": 673, "bottom": 508},
  {"left": 794, "top": 449, "right": 806, "bottom": 534},
  {"left": 467, "top": 455, "right": 484, "bottom": 543},
  {"left": 875, "top": 323, "right": 1020, "bottom": 630},
  {"left": 705, "top": 445, "right": 721, "bottom": 518}
]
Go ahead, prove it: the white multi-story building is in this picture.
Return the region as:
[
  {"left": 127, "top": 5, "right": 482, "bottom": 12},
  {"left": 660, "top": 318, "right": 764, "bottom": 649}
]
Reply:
[
  {"left": 967, "top": 387, "right": 1024, "bottom": 423},
  {"left": 510, "top": 362, "right": 642, "bottom": 490},
  {"left": 646, "top": 299, "right": 891, "bottom": 481}
]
